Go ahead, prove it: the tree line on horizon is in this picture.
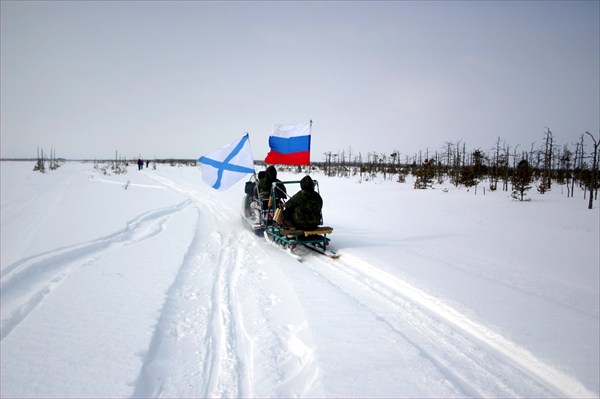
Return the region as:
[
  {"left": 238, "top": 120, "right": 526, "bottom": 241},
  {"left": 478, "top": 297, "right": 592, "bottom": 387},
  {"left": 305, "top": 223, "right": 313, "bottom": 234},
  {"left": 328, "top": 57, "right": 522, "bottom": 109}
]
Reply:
[
  {"left": 286, "top": 129, "right": 600, "bottom": 209},
  {"left": 27, "top": 129, "right": 600, "bottom": 209}
]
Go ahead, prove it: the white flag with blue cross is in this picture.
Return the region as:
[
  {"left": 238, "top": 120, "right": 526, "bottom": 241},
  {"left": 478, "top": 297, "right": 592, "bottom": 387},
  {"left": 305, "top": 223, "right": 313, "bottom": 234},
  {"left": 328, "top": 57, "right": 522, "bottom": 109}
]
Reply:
[{"left": 198, "top": 134, "right": 255, "bottom": 191}]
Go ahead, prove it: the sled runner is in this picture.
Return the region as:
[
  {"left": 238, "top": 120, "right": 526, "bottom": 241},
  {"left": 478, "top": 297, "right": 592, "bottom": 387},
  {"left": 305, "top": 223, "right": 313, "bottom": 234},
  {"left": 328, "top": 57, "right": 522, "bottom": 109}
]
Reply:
[
  {"left": 264, "top": 224, "right": 338, "bottom": 259},
  {"left": 242, "top": 176, "right": 339, "bottom": 260}
]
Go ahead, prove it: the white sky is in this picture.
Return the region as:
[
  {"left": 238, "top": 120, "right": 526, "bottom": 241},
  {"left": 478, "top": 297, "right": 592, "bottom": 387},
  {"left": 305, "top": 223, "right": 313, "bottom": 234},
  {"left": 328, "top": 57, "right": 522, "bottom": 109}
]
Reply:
[{"left": 1, "top": 0, "right": 598, "bottom": 161}]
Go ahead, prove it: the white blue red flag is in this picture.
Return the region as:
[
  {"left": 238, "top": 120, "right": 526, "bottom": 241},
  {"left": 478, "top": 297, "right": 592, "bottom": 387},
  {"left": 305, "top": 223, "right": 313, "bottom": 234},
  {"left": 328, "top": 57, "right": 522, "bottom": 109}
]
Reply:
[
  {"left": 198, "top": 134, "right": 255, "bottom": 191},
  {"left": 264, "top": 121, "right": 311, "bottom": 165}
]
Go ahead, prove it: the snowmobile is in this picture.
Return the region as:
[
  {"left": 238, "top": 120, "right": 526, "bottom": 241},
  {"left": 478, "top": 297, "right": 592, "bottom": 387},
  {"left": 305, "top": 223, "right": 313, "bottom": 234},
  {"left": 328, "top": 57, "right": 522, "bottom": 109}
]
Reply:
[{"left": 242, "top": 174, "right": 339, "bottom": 259}]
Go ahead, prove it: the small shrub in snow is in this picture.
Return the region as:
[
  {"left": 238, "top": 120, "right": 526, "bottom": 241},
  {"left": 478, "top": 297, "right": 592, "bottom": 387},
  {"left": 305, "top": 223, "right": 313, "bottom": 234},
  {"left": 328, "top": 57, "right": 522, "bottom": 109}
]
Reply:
[
  {"left": 512, "top": 159, "right": 533, "bottom": 201},
  {"left": 414, "top": 159, "right": 435, "bottom": 189}
]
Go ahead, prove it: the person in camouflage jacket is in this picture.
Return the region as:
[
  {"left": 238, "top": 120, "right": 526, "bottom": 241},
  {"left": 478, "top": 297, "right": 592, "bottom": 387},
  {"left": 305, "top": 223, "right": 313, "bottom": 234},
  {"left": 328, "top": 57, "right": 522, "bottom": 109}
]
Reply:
[
  {"left": 283, "top": 175, "right": 323, "bottom": 230},
  {"left": 258, "top": 165, "right": 287, "bottom": 207}
]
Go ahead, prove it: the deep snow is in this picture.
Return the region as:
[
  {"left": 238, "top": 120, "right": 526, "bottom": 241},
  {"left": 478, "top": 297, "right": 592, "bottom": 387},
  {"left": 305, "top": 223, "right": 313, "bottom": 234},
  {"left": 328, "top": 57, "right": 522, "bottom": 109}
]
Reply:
[{"left": 1, "top": 161, "right": 598, "bottom": 398}]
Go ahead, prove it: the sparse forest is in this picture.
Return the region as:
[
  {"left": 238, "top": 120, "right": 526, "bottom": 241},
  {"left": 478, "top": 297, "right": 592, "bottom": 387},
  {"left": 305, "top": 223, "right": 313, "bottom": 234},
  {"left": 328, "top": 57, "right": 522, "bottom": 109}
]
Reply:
[
  {"left": 32, "top": 146, "right": 61, "bottom": 173},
  {"left": 287, "top": 130, "right": 600, "bottom": 208},
  {"left": 30, "top": 148, "right": 197, "bottom": 176},
  {"left": 28, "top": 130, "right": 600, "bottom": 209}
]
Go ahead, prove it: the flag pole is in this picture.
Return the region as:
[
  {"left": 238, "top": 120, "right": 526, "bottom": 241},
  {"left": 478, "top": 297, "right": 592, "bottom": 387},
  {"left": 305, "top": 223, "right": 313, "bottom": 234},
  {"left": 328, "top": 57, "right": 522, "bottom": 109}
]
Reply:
[
  {"left": 245, "top": 131, "right": 258, "bottom": 181},
  {"left": 307, "top": 120, "right": 313, "bottom": 174}
]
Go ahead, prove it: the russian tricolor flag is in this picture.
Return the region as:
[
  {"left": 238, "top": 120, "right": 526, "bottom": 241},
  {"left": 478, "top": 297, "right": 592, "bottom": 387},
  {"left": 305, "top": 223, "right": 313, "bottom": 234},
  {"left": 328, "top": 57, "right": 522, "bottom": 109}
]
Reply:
[{"left": 264, "top": 122, "right": 311, "bottom": 165}]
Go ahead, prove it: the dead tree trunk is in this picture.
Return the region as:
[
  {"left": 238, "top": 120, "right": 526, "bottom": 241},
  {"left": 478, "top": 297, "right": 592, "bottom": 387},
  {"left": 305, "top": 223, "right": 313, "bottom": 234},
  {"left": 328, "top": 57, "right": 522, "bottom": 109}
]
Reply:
[{"left": 586, "top": 131, "right": 599, "bottom": 209}]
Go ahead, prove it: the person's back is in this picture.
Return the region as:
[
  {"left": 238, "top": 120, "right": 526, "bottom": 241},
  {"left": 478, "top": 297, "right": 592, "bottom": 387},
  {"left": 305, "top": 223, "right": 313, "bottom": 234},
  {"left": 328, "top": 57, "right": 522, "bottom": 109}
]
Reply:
[
  {"left": 285, "top": 176, "right": 322, "bottom": 230},
  {"left": 257, "top": 166, "right": 276, "bottom": 194},
  {"left": 258, "top": 165, "right": 286, "bottom": 206}
]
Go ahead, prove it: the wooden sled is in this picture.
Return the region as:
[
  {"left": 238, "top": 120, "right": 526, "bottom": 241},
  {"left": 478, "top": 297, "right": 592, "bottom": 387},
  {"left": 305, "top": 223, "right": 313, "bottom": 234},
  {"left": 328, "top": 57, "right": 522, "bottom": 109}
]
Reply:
[{"left": 281, "top": 226, "right": 334, "bottom": 236}]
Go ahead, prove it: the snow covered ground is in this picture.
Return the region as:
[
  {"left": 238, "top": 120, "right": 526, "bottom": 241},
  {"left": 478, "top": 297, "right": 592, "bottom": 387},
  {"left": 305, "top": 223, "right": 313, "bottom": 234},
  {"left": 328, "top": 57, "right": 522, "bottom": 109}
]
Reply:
[{"left": 1, "top": 160, "right": 598, "bottom": 398}]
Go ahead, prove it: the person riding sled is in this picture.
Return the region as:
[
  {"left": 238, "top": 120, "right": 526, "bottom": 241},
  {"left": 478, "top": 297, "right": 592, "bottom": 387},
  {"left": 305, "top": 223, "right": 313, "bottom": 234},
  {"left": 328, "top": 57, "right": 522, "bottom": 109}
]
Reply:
[
  {"left": 281, "top": 175, "right": 323, "bottom": 231},
  {"left": 258, "top": 165, "right": 287, "bottom": 208}
]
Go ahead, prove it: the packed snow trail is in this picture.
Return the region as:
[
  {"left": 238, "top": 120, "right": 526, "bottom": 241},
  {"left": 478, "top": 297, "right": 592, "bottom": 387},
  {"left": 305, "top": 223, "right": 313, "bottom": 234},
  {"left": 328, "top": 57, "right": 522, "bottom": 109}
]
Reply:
[{"left": 132, "top": 171, "right": 324, "bottom": 398}]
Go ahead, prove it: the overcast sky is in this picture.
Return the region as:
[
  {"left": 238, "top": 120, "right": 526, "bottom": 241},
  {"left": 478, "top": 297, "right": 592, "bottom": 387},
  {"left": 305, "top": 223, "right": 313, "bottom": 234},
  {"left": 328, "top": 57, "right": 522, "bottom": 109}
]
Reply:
[{"left": 1, "top": 0, "right": 598, "bottom": 161}]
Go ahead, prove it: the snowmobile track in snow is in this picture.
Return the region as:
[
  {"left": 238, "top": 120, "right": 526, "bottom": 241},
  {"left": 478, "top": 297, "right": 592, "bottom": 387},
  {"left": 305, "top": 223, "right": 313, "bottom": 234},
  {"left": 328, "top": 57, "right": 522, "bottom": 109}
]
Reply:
[
  {"left": 2, "top": 164, "right": 596, "bottom": 398},
  {"left": 303, "top": 252, "right": 595, "bottom": 398},
  {"left": 0, "top": 199, "right": 194, "bottom": 341},
  {"left": 131, "top": 172, "right": 323, "bottom": 397},
  {"left": 131, "top": 206, "right": 256, "bottom": 398},
  {"left": 143, "top": 172, "right": 594, "bottom": 398}
]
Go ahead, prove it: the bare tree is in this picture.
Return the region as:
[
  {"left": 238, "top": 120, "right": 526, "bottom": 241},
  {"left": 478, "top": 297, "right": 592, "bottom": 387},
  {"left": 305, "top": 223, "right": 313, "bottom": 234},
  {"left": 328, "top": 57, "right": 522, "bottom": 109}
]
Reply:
[
  {"left": 33, "top": 147, "right": 45, "bottom": 173},
  {"left": 572, "top": 135, "right": 585, "bottom": 197},
  {"left": 537, "top": 128, "right": 554, "bottom": 194},
  {"left": 559, "top": 145, "right": 573, "bottom": 197},
  {"left": 585, "top": 131, "right": 600, "bottom": 209},
  {"left": 489, "top": 138, "right": 502, "bottom": 191}
]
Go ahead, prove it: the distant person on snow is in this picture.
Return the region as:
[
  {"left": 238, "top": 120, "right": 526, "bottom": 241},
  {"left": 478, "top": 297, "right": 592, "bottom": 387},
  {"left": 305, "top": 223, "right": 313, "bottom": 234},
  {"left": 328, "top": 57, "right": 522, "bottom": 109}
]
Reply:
[
  {"left": 137, "top": 158, "right": 143, "bottom": 171},
  {"left": 282, "top": 175, "right": 323, "bottom": 231}
]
